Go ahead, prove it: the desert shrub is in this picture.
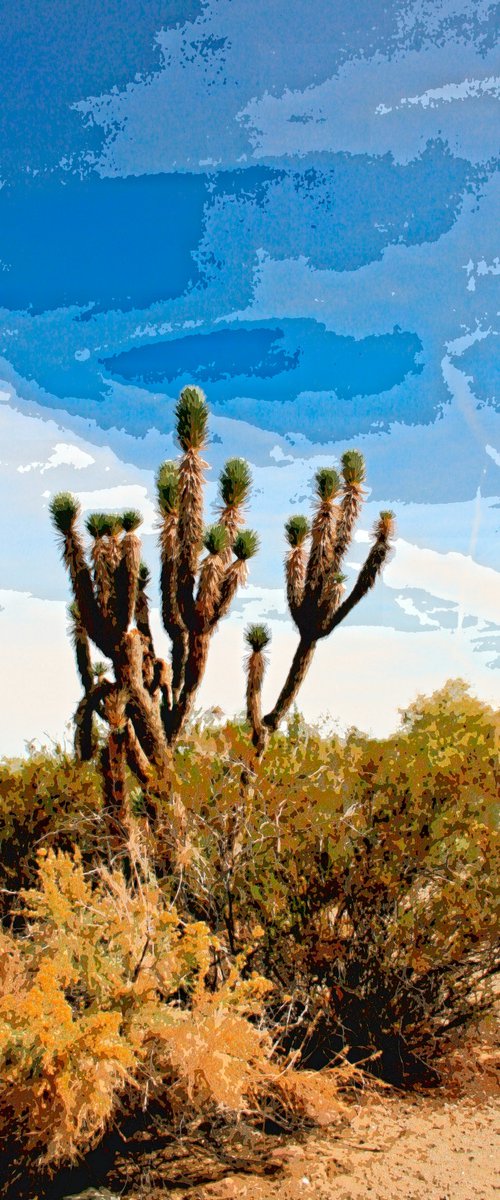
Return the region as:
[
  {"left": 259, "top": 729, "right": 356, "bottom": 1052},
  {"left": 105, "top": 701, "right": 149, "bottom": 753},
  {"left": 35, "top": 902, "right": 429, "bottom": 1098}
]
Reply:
[
  {"left": 169, "top": 682, "right": 499, "bottom": 1084},
  {"left": 0, "top": 751, "right": 102, "bottom": 911},
  {"left": 0, "top": 846, "right": 348, "bottom": 1178},
  {"left": 1, "top": 681, "right": 498, "bottom": 1104},
  {"left": 0, "top": 846, "right": 278, "bottom": 1168}
]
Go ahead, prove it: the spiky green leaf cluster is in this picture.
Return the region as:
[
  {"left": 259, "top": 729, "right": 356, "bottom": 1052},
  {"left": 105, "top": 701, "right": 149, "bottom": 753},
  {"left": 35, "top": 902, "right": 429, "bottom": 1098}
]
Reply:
[
  {"left": 285, "top": 514, "right": 310, "bottom": 547},
  {"left": 315, "top": 468, "right": 341, "bottom": 502},
  {"left": 375, "top": 510, "right": 396, "bottom": 539},
  {"left": 219, "top": 458, "right": 252, "bottom": 508},
  {"left": 85, "top": 512, "right": 108, "bottom": 538},
  {"left": 156, "top": 461, "right": 179, "bottom": 516},
  {"left": 341, "top": 449, "right": 366, "bottom": 487},
  {"left": 245, "top": 622, "right": 271, "bottom": 652},
  {"left": 233, "top": 529, "right": 260, "bottom": 561},
  {"left": 175, "top": 386, "right": 208, "bottom": 451},
  {"left": 49, "top": 492, "right": 79, "bottom": 534},
  {"left": 86, "top": 512, "right": 122, "bottom": 537},
  {"left": 138, "top": 562, "right": 151, "bottom": 588},
  {"left": 203, "top": 524, "right": 229, "bottom": 556},
  {"left": 93, "top": 661, "right": 108, "bottom": 678},
  {"left": 121, "top": 510, "right": 142, "bottom": 533}
]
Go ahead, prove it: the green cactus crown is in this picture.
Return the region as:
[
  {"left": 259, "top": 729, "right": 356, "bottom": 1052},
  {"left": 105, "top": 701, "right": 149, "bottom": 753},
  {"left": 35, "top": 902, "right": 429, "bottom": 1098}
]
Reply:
[
  {"left": 219, "top": 457, "right": 252, "bottom": 508},
  {"left": 138, "top": 562, "right": 151, "bottom": 588},
  {"left": 49, "top": 492, "right": 79, "bottom": 534},
  {"left": 375, "top": 510, "right": 396, "bottom": 539},
  {"left": 156, "top": 461, "right": 179, "bottom": 516},
  {"left": 121, "top": 509, "right": 142, "bottom": 533},
  {"left": 233, "top": 529, "right": 260, "bottom": 561},
  {"left": 85, "top": 512, "right": 122, "bottom": 538},
  {"left": 175, "top": 386, "right": 208, "bottom": 451},
  {"left": 203, "top": 524, "right": 229, "bottom": 555},
  {"left": 285, "top": 514, "right": 310, "bottom": 547},
  {"left": 341, "top": 449, "right": 366, "bottom": 487},
  {"left": 245, "top": 622, "right": 271, "bottom": 652},
  {"left": 315, "top": 467, "right": 341, "bottom": 502}
]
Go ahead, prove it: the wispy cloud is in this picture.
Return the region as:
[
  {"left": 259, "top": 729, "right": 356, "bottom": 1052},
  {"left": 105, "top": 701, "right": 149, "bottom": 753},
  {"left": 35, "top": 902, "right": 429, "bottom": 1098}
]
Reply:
[
  {"left": 17, "top": 443, "right": 95, "bottom": 474},
  {"left": 384, "top": 538, "right": 500, "bottom": 627},
  {"left": 376, "top": 75, "right": 500, "bottom": 114}
]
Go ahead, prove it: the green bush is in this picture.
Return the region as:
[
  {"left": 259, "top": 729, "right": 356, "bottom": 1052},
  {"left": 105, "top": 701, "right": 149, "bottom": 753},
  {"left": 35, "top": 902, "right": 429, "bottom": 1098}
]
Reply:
[
  {"left": 0, "top": 751, "right": 102, "bottom": 911},
  {"left": 169, "top": 681, "right": 499, "bottom": 1084}
]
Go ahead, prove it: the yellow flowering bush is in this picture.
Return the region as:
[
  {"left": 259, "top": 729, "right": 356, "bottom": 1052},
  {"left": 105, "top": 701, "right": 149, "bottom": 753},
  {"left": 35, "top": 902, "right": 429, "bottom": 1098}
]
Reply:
[{"left": 0, "top": 847, "right": 276, "bottom": 1167}]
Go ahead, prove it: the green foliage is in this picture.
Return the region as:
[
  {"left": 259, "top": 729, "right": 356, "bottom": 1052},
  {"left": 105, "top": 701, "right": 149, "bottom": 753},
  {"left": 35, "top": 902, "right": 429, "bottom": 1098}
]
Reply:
[
  {"left": 341, "top": 449, "right": 366, "bottom": 487},
  {"left": 219, "top": 457, "right": 252, "bottom": 508},
  {"left": 156, "top": 460, "right": 179, "bottom": 515},
  {"left": 233, "top": 529, "right": 260, "bottom": 561},
  {"left": 175, "top": 385, "right": 209, "bottom": 451},
  {"left": 49, "top": 492, "right": 79, "bottom": 534},
  {"left": 120, "top": 509, "right": 142, "bottom": 532},
  {"left": 0, "top": 750, "right": 103, "bottom": 908},
  {"left": 375, "top": 510, "right": 396, "bottom": 537},
  {"left": 245, "top": 623, "right": 271, "bottom": 652},
  {"left": 85, "top": 511, "right": 122, "bottom": 537},
  {"left": 203, "top": 523, "right": 230, "bottom": 555},
  {"left": 285, "top": 514, "right": 310, "bottom": 547},
  {"left": 169, "top": 681, "right": 499, "bottom": 1085},
  {"left": 138, "top": 561, "right": 150, "bottom": 588},
  {"left": 315, "top": 468, "right": 341, "bottom": 502},
  {"left": 85, "top": 511, "right": 109, "bottom": 538}
]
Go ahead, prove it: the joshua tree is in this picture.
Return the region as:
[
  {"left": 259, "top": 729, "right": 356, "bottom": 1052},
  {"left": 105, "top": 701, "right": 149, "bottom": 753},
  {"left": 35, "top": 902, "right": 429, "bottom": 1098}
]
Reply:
[
  {"left": 50, "top": 387, "right": 258, "bottom": 818},
  {"left": 50, "top": 387, "right": 394, "bottom": 814},
  {"left": 245, "top": 453, "right": 395, "bottom": 753}
]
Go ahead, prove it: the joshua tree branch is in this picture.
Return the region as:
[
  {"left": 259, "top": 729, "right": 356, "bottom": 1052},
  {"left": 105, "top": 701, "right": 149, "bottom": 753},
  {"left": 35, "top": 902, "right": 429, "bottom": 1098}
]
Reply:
[
  {"left": 323, "top": 517, "right": 394, "bottom": 637},
  {"left": 73, "top": 679, "right": 114, "bottom": 761},
  {"left": 263, "top": 635, "right": 316, "bottom": 734},
  {"left": 63, "top": 527, "right": 114, "bottom": 657},
  {"left": 244, "top": 626, "right": 270, "bottom": 752},
  {"left": 68, "top": 603, "right": 94, "bottom": 693}
]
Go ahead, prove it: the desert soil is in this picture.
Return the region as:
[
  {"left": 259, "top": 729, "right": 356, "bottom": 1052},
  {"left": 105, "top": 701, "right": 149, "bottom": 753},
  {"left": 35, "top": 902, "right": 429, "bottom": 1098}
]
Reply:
[
  {"left": 108, "top": 1026, "right": 499, "bottom": 1200},
  {"left": 62, "top": 1023, "right": 499, "bottom": 1200},
  {"left": 175, "top": 1091, "right": 499, "bottom": 1200}
]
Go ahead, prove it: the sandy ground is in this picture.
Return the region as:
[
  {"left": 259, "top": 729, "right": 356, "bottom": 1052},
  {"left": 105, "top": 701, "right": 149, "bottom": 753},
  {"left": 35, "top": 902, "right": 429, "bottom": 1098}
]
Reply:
[
  {"left": 123, "top": 1028, "right": 500, "bottom": 1200},
  {"left": 175, "top": 1093, "right": 499, "bottom": 1200},
  {"left": 60, "top": 1024, "right": 499, "bottom": 1200}
]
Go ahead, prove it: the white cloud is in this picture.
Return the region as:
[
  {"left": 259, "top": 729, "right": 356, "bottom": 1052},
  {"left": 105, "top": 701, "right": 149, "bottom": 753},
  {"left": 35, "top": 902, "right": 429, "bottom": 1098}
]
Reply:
[
  {"left": 376, "top": 75, "right": 500, "bottom": 114},
  {"left": 394, "top": 594, "right": 441, "bottom": 627},
  {"left": 17, "top": 442, "right": 95, "bottom": 474},
  {"left": 486, "top": 444, "right": 500, "bottom": 467},
  {"left": 385, "top": 538, "right": 500, "bottom": 626},
  {"left": 74, "top": 484, "right": 157, "bottom": 534}
]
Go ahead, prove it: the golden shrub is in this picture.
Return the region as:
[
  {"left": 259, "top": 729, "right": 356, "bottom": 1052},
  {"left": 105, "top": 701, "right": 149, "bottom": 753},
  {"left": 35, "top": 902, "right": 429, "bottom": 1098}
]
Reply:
[{"left": 0, "top": 847, "right": 277, "bottom": 1167}]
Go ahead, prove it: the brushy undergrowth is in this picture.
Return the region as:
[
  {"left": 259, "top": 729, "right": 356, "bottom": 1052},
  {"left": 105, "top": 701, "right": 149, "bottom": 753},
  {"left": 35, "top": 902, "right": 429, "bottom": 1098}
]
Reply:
[{"left": 0, "top": 680, "right": 498, "bottom": 1177}]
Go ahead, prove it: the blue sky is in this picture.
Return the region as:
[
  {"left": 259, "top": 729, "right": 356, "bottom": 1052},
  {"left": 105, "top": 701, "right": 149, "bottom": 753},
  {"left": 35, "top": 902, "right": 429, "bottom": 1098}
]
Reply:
[{"left": 0, "top": 0, "right": 499, "bottom": 751}]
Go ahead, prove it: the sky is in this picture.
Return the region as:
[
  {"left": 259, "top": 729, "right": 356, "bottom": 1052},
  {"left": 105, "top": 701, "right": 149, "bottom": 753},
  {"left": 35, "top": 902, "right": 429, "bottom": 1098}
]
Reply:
[{"left": 0, "top": 0, "right": 499, "bottom": 754}]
